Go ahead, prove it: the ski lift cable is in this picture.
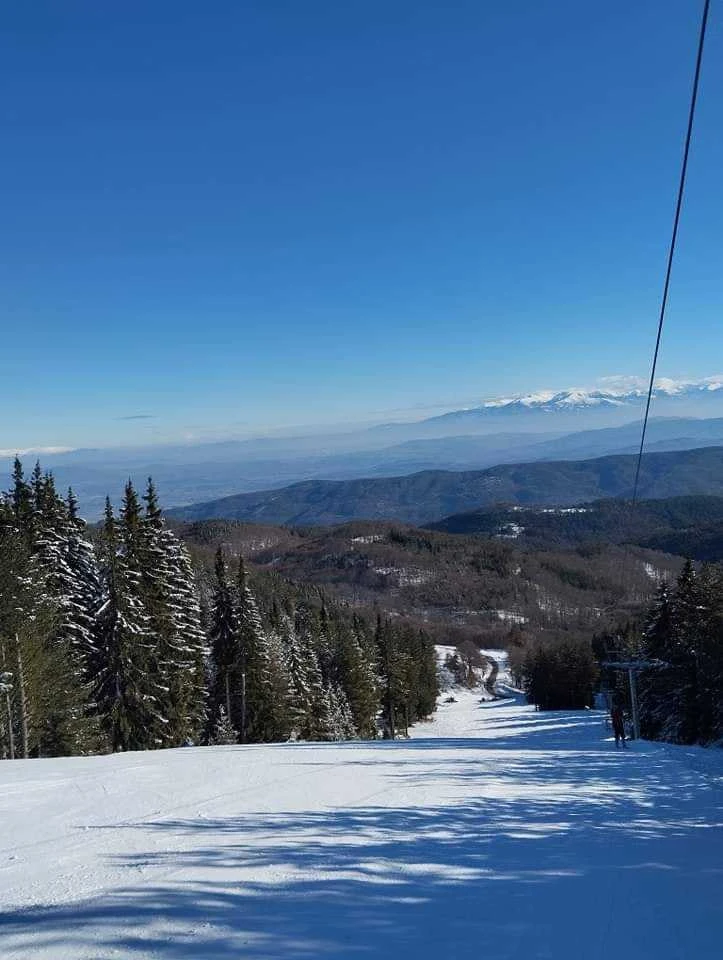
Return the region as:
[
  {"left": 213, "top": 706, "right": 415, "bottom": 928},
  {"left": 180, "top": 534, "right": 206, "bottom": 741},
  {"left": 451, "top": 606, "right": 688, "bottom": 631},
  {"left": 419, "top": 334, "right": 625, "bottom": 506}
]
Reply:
[{"left": 632, "top": 0, "right": 711, "bottom": 504}]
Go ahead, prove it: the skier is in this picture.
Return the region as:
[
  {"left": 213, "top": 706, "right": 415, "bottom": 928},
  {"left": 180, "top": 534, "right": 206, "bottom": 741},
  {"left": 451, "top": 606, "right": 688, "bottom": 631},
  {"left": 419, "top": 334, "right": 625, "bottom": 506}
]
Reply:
[{"left": 611, "top": 703, "right": 626, "bottom": 748}]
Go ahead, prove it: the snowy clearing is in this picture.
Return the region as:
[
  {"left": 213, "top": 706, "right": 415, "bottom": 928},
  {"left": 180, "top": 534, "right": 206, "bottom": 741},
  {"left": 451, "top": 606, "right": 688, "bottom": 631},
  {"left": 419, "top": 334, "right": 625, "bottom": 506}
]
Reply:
[{"left": 1, "top": 687, "right": 721, "bottom": 959}]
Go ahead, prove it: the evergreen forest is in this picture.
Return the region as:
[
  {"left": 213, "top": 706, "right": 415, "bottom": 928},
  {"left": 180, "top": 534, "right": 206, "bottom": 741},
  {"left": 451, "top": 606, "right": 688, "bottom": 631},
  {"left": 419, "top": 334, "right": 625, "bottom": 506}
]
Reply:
[
  {"left": 0, "top": 461, "right": 438, "bottom": 760},
  {"left": 593, "top": 560, "right": 723, "bottom": 745}
]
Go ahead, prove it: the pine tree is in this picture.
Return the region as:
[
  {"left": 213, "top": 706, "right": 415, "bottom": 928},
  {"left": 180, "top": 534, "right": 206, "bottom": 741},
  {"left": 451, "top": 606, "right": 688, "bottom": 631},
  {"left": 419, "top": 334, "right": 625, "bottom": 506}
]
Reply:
[
  {"left": 639, "top": 583, "right": 676, "bottom": 740},
  {"left": 326, "top": 683, "right": 356, "bottom": 740},
  {"left": 410, "top": 629, "right": 439, "bottom": 722},
  {"left": 236, "top": 556, "right": 276, "bottom": 742},
  {"left": 0, "top": 506, "right": 55, "bottom": 758},
  {"left": 112, "top": 478, "right": 208, "bottom": 747},
  {"left": 2, "top": 461, "right": 445, "bottom": 758},
  {"left": 294, "top": 606, "right": 332, "bottom": 741},
  {"left": 336, "top": 616, "right": 378, "bottom": 738},
  {"left": 1, "top": 463, "right": 101, "bottom": 756},
  {"left": 209, "top": 548, "right": 242, "bottom": 733},
  {"left": 94, "top": 498, "right": 160, "bottom": 751},
  {"left": 280, "top": 612, "right": 308, "bottom": 737},
  {"left": 37, "top": 481, "right": 104, "bottom": 753},
  {"left": 11, "top": 457, "right": 32, "bottom": 526},
  {"left": 266, "top": 626, "right": 293, "bottom": 741},
  {"left": 668, "top": 560, "right": 704, "bottom": 743},
  {"left": 159, "top": 525, "right": 207, "bottom": 744},
  {"left": 315, "top": 600, "right": 335, "bottom": 685},
  {"left": 522, "top": 636, "right": 597, "bottom": 711},
  {"left": 209, "top": 706, "right": 239, "bottom": 745},
  {"left": 305, "top": 651, "right": 335, "bottom": 740},
  {"left": 638, "top": 563, "right": 723, "bottom": 745},
  {"left": 375, "top": 617, "right": 409, "bottom": 737},
  {"left": 0, "top": 658, "right": 13, "bottom": 760},
  {"left": 696, "top": 564, "right": 723, "bottom": 743}
]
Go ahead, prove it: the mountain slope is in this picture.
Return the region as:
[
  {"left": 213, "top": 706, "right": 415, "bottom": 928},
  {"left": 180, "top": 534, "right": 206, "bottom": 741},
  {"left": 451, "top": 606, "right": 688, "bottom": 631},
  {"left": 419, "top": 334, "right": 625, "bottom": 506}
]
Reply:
[
  {"left": 196, "top": 518, "right": 679, "bottom": 643},
  {"left": 2, "top": 694, "right": 720, "bottom": 959},
  {"left": 428, "top": 495, "right": 723, "bottom": 562},
  {"left": 168, "top": 445, "right": 723, "bottom": 526}
]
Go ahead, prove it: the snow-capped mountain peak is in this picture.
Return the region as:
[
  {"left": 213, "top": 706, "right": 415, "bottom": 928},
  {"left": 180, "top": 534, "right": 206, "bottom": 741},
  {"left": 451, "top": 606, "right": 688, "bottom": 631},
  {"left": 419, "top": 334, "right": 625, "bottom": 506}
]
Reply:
[
  {"left": 480, "top": 376, "right": 723, "bottom": 413},
  {"left": 425, "top": 375, "right": 723, "bottom": 428}
]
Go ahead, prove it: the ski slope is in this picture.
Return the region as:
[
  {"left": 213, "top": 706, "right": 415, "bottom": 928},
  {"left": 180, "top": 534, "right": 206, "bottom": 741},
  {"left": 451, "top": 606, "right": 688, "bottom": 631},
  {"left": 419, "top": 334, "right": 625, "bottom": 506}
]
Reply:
[{"left": 1, "top": 687, "right": 721, "bottom": 959}]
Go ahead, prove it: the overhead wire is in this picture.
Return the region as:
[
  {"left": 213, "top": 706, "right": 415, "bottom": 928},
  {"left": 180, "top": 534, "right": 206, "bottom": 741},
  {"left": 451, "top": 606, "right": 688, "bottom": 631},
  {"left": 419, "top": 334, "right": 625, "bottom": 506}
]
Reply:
[{"left": 631, "top": 0, "right": 711, "bottom": 504}]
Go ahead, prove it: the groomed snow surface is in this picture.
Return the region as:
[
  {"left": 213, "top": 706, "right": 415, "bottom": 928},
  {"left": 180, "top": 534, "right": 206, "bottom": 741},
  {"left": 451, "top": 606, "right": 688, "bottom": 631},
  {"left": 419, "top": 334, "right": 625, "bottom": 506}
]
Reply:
[{"left": 2, "top": 680, "right": 721, "bottom": 959}]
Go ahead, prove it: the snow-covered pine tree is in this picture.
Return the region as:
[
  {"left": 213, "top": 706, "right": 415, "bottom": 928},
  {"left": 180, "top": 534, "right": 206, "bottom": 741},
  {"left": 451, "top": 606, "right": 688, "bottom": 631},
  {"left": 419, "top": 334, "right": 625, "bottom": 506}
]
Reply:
[
  {"left": 639, "top": 564, "right": 723, "bottom": 745},
  {"left": 1, "top": 463, "right": 100, "bottom": 756},
  {"left": 64, "top": 487, "right": 105, "bottom": 663},
  {"left": 665, "top": 561, "right": 704, "bottom": 744},
  {"left": 336, "top": 616, "right": 378, "bottom": 738},
  {"left": 32, "top": 478, "right": 104, "bottom": 754},
  {"left": 236, "top": 556, "right": 276, "bottom": 742},
  {"left": 294, "top": 602, "right": 334, "bottom": 740},
  {"left": 0, "top": 497, "right": 28, "bottom": 759},
  {"left": 1, "top": 492, "right": 28, "bottom": 760},
  {"left": 638, "top": 582, "right": 675, "bottom": 741},
  {"left": 696, "top": 564, "right": 723, "bottom": 743},
  {"left": 209, "top": 548, "right": 243, "bottom": 736},
  {"left": 139, "top": 479, "right": 207, "bottom": 745},
  {"left": 315, "top": 600, "right": 335, "bottom": 685},
  {"left": 158, "top": 524, "right": 207, "bottom": 745},
  {"left": 209, "top": 547, "right": 242, "bottom": 730},
  {"left": 209, "top": 705, "right": 239, "bottom": 745},
  {"left": 95, "top": 497, "right": 161, "bottom": 751},
  {"left": 326, "top": 682, "right": 356, "bottom": 740},
  {"left": 304, "top": 648, "right": 335, "bottom": 741},
  {"left": 266, "top": 626, "right": 294, "bottom": 741},
  {"left": 103, "top": 479, "right": 202, "bottom": 748},
  {"left": 281, "top": 611, "right": 310, "bottom": 739}
]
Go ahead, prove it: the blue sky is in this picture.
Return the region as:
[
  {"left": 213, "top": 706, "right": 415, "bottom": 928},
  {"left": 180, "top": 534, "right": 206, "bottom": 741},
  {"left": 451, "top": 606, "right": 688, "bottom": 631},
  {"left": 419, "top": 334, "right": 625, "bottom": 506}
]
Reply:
[{"left": 2, "top": 0, "right": 722, "bottom": 450}]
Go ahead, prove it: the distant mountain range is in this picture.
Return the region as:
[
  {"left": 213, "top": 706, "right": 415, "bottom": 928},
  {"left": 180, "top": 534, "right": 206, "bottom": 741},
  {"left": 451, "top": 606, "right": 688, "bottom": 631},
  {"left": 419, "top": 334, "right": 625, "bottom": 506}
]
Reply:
[
  {"left": 4, "top": 376, "right": 723, "bottom": 519},
  {"left": 418, "top": 377, "right": 723, "bottom": 432},
  {"left": 167, "top": 445, "right": 723, "bottom": 527},
  {"left": 459, "top": 376, "right": 723, "bottom": 413},
  {"left": 4, "top": 415, "right": 723, "bottom": 520}
]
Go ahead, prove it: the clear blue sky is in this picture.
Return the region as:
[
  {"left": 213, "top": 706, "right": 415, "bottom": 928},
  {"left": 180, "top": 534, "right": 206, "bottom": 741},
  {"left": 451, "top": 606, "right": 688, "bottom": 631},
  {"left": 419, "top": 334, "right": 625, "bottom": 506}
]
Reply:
[{"left": 2, "top": 0, "right": 722, "bottom": 450}]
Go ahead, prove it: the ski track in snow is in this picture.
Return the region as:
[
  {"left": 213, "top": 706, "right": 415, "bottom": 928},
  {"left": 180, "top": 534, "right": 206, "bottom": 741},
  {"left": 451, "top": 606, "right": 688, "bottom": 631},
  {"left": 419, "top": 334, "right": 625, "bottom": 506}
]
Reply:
[{"left": 1, "top": 682, "right": 721, "bottom": 959}]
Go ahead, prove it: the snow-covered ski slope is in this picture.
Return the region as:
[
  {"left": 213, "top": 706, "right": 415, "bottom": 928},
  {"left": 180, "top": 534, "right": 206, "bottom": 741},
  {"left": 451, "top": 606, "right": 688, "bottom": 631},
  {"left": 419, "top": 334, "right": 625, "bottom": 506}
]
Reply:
[{"left": 2, "top": 689, "right": 721, "bottom": 959}]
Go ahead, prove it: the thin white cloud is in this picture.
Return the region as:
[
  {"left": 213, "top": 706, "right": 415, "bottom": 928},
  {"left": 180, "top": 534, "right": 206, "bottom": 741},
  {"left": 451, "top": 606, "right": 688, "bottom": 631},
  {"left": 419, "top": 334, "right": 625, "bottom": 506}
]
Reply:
[
  {"left": 597, "top": 373, "right": 723, "bottom": 393},
  {"left": 596, "top": 374, "right": 647, "bottom": 392},
  {"left": 0, "top": 446, "right": 75, "bottom": 458}
]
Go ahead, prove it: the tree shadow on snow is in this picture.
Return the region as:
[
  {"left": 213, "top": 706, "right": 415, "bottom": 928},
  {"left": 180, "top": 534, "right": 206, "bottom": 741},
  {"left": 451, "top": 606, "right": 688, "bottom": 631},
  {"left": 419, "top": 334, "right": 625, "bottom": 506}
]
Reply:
[{"left": 1, "top": 714, "right": 721, "bottom": 960}]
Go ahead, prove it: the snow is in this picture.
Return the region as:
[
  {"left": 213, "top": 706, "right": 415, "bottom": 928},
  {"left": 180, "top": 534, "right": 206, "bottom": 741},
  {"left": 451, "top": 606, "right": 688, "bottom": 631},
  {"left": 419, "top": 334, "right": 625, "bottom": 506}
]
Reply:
[
  {"left": 496, "top": 521, "right": 524, "bottom": 538},
  {"left": 494, "top": 609, "right": 528, "bottom": 624},
  {"left": 483, "top": 391, "right": 557, "bottom": 408},
  {"left": 478, "top": 648, "right": 513, "bottom": 686},
  {"left": 2, "top": 682, "right": 721, "bottom": 959},
  {"left": 477, "top": 376, "right": 723, "bottom": 413},
  {"left": 373, "top": 566, "right": 431, "bottom": 586},
  {"left": 643, "top": 561, "right": 664, "bottom": 581}
]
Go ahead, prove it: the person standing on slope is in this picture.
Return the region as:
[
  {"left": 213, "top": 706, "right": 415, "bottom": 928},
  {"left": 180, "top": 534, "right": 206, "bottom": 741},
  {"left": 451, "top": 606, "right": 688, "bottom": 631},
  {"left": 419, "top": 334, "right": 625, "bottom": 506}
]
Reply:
[{"left": 611, "top": 703, "right": 626, "bottom": 748}]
